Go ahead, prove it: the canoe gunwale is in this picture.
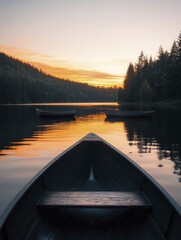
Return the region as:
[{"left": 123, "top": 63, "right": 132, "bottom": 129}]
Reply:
[{"left": 0, "top": 135, "right": 84, "bottom": 229}]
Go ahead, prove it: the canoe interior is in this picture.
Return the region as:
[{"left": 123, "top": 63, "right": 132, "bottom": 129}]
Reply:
[{"left": 0, "top": 135, "right": 181, "bottom": 240}]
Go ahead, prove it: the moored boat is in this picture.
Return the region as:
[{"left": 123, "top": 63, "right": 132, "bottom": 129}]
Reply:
[
  {"left": 0, "top": 133, "right": 180, "bottom": 240},
  {"left": 105, "top": 110, "right": 155, "bottom": 118},
  {"left": 36, "top": 108, "right": 76, "bottom": 118}
]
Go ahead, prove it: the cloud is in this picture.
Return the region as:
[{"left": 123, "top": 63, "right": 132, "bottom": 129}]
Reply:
[
  {"left": 30, "top": 61, "right": 124, "bottom": 87},
  {"left": 0, "top": 45, "right": 124, "bottom": 87}
]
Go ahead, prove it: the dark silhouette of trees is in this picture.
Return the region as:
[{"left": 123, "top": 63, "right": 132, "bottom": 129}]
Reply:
[
  {"left": 123, "top": 63, "right": 135, "bottom": 101},
  {"left": 118, "top": 31, "right": 181, "bottom": 103},
  {"left": 0, "top": 53, "right": 118, "bottom": 103}
]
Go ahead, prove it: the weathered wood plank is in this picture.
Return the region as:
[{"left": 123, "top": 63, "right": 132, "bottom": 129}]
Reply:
[{"left": 37, "top": 191, "right": 151, "bottom": 208}]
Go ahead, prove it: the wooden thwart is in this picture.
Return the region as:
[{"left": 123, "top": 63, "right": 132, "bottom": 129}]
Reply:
[{"left": 37, "top": 191, "right": 151, "bottom": 209}]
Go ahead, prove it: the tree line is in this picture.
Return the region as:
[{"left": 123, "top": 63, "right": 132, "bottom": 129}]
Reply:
[
  {"left": 0, "top": 53, "right": 118, "bottom": 104},
  {"left": 118, "top": 31, "right": 181, "bottom": 103}
]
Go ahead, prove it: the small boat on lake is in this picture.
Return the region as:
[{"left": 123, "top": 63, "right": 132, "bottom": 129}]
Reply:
[
  {"left": 105, "top": 110, "right": 155, "bottom": 118},
  {"left": 36, "top": 108, "right": 76, "bottom": 118},
  {"left": 0, "top": 133, "right": 180, "bottom": 240}
]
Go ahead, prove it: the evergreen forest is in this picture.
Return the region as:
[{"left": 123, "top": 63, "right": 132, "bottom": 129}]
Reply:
[
  {"left": 0, "top": 53, "right": 118, "bottom": 104},
  {"left": 118, "top": 32, "right": 181, "bottom": 103}
]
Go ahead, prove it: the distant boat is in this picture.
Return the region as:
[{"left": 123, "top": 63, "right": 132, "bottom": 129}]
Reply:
[
  {"left": 0, "top": 133, "right": 180, "bottom": 239},
  {"left": 36, "top": 108, "right": 76, "bottom": 118},
  {"left": 105, "top": 110, "right": 155, "bottom": 118}
]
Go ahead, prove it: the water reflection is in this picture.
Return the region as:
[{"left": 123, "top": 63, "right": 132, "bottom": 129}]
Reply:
[
  {"left": 0, "top": 104, "right": 181, "bottom": 215},
  {"left": 0, "top": 106, "right": 77, "bottom": 153},
  {"left": 127, "top": 109, "right": 181, "bottom": 183},
  {"left": 0, "top": 106, "right": 38, "bottom": 152}
]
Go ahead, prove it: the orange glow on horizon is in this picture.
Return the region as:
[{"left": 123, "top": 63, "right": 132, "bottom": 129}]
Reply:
[
  {"left": 29, "top": 61, "right": 124, "bottom": 88},
  {"left": 0, "top": 45, "right": 124, "bottom": 88}
]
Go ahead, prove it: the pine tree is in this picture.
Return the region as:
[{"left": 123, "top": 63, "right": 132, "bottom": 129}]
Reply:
[
  {"left": 118, "top": 30, "right": 181, "bottom": 102},
  {"left": 139, "top": 79, "right": 152, "bottom": 102},
  {"left": 177, "top": 31, "right": 181, "bottom": 61},
  {"left": 176, "top": 32, "right": 181, "bottom": 98},
  {"left": 123, "top": 63, "right": 135, "bottom": 101},
  {"left": 152, "top": 46, "right": 169, "bottom": 100},
  {"left": 169, "top": 41, "right": 179, "bottom": 64},
  {"left": 135, "top": 51, "right": 146, "bottom": 76},
  {"left": 124, "top": 63, "right": 134, "bottom": 89},
  {"left": 167, "top": 40, "right": 181, "bottom": 99}
]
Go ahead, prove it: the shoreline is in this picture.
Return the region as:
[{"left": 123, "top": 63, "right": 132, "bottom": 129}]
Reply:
[{"left": 118, "top": 101, "right": 181, "bottom": 107}]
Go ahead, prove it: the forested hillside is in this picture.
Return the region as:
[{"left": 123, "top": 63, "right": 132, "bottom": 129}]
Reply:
[
  {"left": 118, "top": 32, "right": 181, "bottom": 103},
  {"left": 0, "top": 53, "right": 118, "bottom": 103}
]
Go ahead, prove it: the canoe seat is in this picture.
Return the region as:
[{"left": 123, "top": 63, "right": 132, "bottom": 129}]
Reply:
[
  {"left": 37, "top": 191, "right": 151, "bottom": 209},
  {"left": 37, "top": 191, "right": 151, "bottom": 224}
]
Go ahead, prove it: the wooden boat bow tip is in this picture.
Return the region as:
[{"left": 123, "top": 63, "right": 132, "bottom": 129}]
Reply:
[{"left": 82, "top": 133, "right": 103, "bottom": 141}]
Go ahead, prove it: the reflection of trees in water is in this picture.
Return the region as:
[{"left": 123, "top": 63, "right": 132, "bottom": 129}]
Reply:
[
  {"left": 0, "top": 106, "right": 38, "bottom": 153},
  {"left": 0, "top": 106, "right": 64, "bottom": 153},
  {"left": 129, "top": 139, "right": 153, "bottom": 154},
  {"left": 158, "top": 144, "right": 181, "bottom": 182},
  {"left": 157, "top": 144, "right": 180, "bottom": 161},
  {"left": 152, "top": 108, "right": 181, "bottom": 182},
  {"left": 123, "top": 107, "right": 181, "bottom": 181},
  {"left": 124, "top": 118, "right": 156, "bottom": 154},
  {"left": 1, "top": 105, "right": 181, "bottom": 181},
  {"left": 0, "top": 105, "right": 111, "bottom": 155}
]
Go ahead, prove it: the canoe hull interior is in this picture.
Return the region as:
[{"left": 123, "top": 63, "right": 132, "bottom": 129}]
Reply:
[
  {"left": 38, "top": 206, "right": 146, "bottom": 226},
  {"left": 0, "top": 134, "right": 181, "bottom": 240}
]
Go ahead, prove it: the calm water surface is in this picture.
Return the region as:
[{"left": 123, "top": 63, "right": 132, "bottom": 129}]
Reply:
[{"left": 0, "top": 103, "right": 181, "bottom": 216}]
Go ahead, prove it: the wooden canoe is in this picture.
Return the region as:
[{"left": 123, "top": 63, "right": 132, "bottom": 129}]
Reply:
[
  {"left": 105, "top": 110, "right": 155, "bottom": 118},
  {"left": 36, "top": 108, "right": 76, "bottom": 118},
  {"left": 0, "top": 133, "right": 180, "bottom": 240}
]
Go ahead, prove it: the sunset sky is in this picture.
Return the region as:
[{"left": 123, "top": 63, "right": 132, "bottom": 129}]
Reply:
[{"left": 0, "top": 0, "right": 181, "bottom": 87}]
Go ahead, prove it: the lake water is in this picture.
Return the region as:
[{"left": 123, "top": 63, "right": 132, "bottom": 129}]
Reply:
[{"left": 0, "top": 103, "right": 181, "bottom": 216}]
